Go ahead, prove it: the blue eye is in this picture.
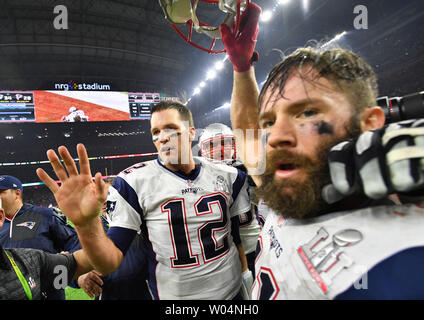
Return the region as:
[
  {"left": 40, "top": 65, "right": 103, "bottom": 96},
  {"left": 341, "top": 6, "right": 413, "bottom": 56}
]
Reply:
[{"left": 261, "top": 120, "right": 274, "bottom": 128}]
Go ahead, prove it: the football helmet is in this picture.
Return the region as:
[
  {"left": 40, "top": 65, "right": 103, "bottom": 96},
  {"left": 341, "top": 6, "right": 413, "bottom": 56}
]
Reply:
[
  {"left": 159, "top": 0, "right": 249, "bottom": 53},
  {"left": 199, "top": 123, "right": 236, "bottom": 162}
]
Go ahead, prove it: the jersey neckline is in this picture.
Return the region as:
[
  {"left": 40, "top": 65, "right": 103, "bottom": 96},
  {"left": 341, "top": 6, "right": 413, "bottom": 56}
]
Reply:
[{"left": 156, "top": 157, "right": 202, "bottom": 181}]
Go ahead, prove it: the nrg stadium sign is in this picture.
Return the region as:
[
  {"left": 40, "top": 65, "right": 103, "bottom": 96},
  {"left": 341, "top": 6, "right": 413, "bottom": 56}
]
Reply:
[{"left": 54, "top": 80, "right": 111, "bottom": 91}]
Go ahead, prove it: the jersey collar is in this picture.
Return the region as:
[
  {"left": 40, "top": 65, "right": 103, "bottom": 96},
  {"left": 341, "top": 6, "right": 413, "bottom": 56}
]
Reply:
[{"left": 156, "top": 157, "right": 202, "bottom": 181}]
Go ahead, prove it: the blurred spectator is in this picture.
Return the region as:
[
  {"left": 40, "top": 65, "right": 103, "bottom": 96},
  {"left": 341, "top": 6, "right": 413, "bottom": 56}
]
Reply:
[{"left": 0, "top": 175, "right": 79, "bottom": 300}]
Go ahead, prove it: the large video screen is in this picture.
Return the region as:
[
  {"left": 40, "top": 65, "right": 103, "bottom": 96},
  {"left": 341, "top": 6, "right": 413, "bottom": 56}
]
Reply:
[
  {"left": 0, "top": 91, "right": 181, "bottom": 123},
  {"left": 0, "top": 92, "right": 35, "bottom": 122},
  {"left": 35, "top": 91, "right": 131, "bottom": 122}
]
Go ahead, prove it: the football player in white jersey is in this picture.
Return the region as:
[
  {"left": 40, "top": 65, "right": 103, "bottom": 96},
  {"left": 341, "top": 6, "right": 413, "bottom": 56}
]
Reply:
[
  {"left": 221, "top": 2, "right": 424, "bottom": 299},
  {"left": 37, "top": 101, "right": 251, "bottom": 300},
  {"left": 199, "top": 123, "right": 261, "bottom": 298},
  {"left": 61, "top": 106, "right": 89, "bottom": 122},
  {"left": 199, "top": 123, "right": 261, "bottom": 273}
]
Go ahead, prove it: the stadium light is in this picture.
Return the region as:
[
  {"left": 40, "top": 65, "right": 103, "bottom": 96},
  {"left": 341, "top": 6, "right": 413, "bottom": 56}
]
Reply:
[
  {"left": 215, "top": 61, "right": 224, "bottom": 70},
  {"left": 321, "top": 31, "right": 347, "bottom": 47},
  {"left": 193, "top": 87, "right": 201, "bottom": 95},
  {"left": 278, "top": 0, "right": 291, "bottom": 5},
  {"left": 206, "top": 69, "right": 217, "bottom": 80},
  {"left": 261, "top": 10, "right": 273, "bottom": 22}
]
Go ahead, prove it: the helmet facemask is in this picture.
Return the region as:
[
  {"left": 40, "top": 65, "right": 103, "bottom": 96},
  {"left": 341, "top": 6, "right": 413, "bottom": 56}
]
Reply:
[{"left": 159, "top": 0, "right": 249, "bottom": 53}]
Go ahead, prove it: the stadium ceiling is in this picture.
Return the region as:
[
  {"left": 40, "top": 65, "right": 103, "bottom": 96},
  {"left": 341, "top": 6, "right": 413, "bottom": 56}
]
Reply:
[
  {"left": 0, "top": 0, "right": 422, "bottom": 120},
  {"left": 0, "top": 0, "right": 231, "bottom": 96}
]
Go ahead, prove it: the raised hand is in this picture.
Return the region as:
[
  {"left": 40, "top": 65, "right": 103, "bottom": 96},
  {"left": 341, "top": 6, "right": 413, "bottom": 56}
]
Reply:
[
  {"left": 36, "top": 143, "right": 108, "bottom": 228},
  {"left": 219, "top": 2, "right": 261, "bottom": 72}
]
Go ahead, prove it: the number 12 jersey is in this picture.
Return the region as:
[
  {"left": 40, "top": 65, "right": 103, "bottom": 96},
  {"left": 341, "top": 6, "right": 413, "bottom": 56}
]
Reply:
[{"left": 106, "top": 157, "right": 251, "bottom": 300}]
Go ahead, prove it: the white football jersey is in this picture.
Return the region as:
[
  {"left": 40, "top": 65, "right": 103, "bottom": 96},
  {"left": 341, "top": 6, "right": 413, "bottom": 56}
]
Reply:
[
  {"left": 107, "top": 157, "right": 251, "bottom": 300},
  {"left": 63, "top": 110, "right": 88, "bottom": 122},
  {"left": 238, "top": 205, "right": 261, "bottom": 255},
  {"left": 256, "top": 199, "right": 270, "bottom": 228},
  {"left": 252, "top": 202, "right": 424, "bottom": 299}
]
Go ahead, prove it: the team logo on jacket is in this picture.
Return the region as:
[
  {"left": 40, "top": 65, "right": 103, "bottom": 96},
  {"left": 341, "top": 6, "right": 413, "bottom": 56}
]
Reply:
[
  {"left": 16, "top": 221, "right": 36, "bottom": 230},
  {"left": 297, "top": 227, "right": 363, "bottom": 294}
]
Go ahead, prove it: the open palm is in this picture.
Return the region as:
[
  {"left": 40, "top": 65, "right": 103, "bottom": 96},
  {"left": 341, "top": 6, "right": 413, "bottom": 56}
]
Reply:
[{"left": 36, "top": 144, "right": 107, "bottom": 227}]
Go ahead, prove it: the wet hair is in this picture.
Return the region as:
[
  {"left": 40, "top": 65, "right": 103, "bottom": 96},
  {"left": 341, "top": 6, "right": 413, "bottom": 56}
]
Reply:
[
  {"left": 259, "top": 46, "right": 379, "bottom": 116},
  {"left": 151, "top": 101, "right": 194, "bottom": 127}
]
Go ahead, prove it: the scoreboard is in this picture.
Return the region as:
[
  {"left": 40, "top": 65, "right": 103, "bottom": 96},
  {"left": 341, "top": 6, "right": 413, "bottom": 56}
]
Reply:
[
  {"left": 0, "top": 92, "right": 35, "bottom": 122},
  {"left": 128, "top": 93, "right": 160, "bottom": 119}
]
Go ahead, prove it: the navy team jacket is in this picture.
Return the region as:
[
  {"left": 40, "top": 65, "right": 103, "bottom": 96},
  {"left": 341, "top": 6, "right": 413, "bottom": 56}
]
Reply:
[{"left": 0, "top": 204, "right": 79, "bottom": 299}]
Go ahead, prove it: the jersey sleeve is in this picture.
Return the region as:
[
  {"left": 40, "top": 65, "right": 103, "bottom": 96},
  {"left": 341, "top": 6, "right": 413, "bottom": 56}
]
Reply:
[
  {"left": 105, "top": 176, "right": 143, "bottom": 255},
  {"left": 229, "top": 169, "right": 251, "bottom": 217},
  {"left": 107, "top": 176, "right": 143, "bottom": 231}
]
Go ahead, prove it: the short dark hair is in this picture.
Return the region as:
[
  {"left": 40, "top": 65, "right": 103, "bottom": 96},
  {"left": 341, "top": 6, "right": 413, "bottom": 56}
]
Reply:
[
  {"left": 151, "top": 101, "right": 194, "bottom": 127},
  {"left": 259, "top": 47, "right": 378, "bottom": 115}
]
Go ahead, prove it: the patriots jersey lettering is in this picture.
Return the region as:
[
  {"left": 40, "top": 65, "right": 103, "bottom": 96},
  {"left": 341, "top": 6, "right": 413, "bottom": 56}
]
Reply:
[
  {"left": 252, "top": 203, "right": 424, "bottom": 299},
  {"left": 106, "top": 157, "right": 251, "bottom": 300},
  {"left": 256, "top": 200, "right": 270, "bottom": 228}
]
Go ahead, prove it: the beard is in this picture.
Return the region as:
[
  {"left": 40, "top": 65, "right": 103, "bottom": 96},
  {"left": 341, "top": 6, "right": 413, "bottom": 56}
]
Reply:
[{"left": 255, "top": 124, "right": 360, "bottom": 220}]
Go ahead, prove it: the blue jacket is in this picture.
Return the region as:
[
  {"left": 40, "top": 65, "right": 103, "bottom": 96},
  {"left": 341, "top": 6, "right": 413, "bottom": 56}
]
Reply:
[
  {"left": 99, "top": 216, "right": 151, "bottom": 300},
  {"left": 0, "top": 204, "right": 79, "bottom": 299},
  {"left": 70, "top": 216, "right": 151, "bottom": 300}
]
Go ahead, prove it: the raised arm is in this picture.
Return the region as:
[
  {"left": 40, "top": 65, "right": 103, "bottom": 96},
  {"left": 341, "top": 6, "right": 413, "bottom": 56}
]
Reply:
[
  {"left": 220, "top": 3, "right": 263, "bottom": 185},
  {"left": 36, "top": 144, "right": 123, "bottom": 275}
]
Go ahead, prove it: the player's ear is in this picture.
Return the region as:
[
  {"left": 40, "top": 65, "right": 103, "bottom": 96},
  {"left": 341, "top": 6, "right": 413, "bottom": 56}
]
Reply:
[
  {"left": 0, "top": 208, "right": 5, "bottom": 228},
  {"left": 15, "top": 189, "right": 23, "bottom": 202},
  {"left": 189, "top": 127, "right": 196, "bottom": 142},
  {"left": 360, "top": 106, "right": 385, "bottom": 132}
]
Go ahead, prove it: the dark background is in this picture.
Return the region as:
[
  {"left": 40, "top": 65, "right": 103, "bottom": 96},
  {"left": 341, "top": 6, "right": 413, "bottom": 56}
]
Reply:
[{"left": 0, "top": 0, "right": 422, "bottom": 205}]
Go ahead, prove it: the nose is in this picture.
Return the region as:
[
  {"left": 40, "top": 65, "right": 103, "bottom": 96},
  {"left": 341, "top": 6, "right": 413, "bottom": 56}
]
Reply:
[
  {"left": 154, "top": 130, "right": 171, "bottom": 144},
  {"left": 266, "top": 116, "right": 297, "bottom": 150},
  {"left": 159, "top": 132, "right": 170, "bottom": 143}
]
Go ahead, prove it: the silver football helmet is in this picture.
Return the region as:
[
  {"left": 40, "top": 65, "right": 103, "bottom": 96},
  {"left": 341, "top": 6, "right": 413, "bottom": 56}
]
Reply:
[
  {"left": 159, "top": 0, "right": 249, "bottom": 53},
  {"left": 199, "top": 123, "right": 237, "bottom": 162}
]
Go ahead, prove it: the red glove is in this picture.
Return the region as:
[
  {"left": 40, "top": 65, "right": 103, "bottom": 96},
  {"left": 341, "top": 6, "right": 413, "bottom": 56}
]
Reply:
[{"left": 220, "top": 2, "right": 262, "bottom": 72}]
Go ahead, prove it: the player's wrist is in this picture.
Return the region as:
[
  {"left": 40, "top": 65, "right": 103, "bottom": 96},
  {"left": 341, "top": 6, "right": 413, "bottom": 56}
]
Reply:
[
  {"left": 231, "top": 52, "right": 258, "bottom": 73},
  {"left": 74, "top": 215, "right": 102, "bottom": 236}
]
